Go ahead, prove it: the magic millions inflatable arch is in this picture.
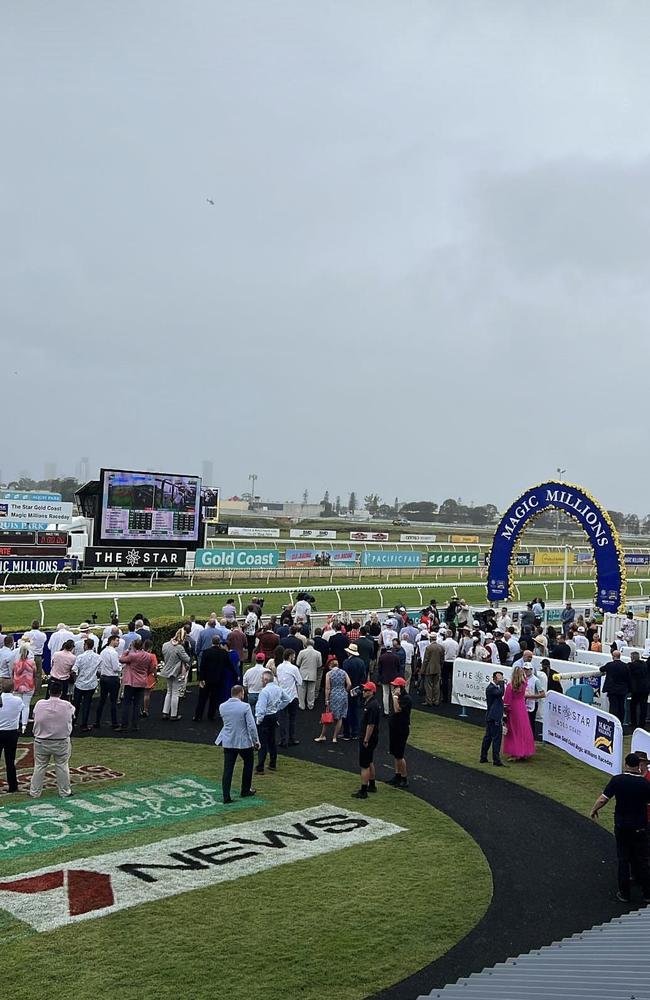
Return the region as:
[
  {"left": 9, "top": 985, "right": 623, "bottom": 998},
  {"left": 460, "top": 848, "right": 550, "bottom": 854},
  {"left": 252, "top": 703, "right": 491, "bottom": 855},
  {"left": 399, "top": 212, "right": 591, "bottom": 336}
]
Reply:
[{"left": 487, "top": 481, "right": 626, "bottom": 613}]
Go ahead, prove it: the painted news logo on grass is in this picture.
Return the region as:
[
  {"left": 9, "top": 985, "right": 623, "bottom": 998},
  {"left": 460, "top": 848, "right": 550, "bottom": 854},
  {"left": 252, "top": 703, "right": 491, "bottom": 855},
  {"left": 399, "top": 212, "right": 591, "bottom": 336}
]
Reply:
[
  {"left": 0, "top": 806, "right": 404, "bottom": 932},
  {"left": 487, "top": 481, "right": 626, "bottom": 612}
]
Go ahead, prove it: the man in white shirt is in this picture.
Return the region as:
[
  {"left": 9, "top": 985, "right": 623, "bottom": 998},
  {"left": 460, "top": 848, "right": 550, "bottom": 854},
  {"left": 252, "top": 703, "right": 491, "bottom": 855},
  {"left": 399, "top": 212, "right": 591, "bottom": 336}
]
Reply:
[
  {"left": 72, "top": 638, "right": 101, "bottom": 730},
  {"left": 0, "top": 678, "right": 24, "bottom": 791},
  {"left": 0, "top": 637, "right": 18, "bottom": 679},
  {"left": 496, "top": 608, "right": 512, "bottom": 634},
  {"left": 23, "top": 620, "right": 47, "bottom": 686},
  {"left": 458, "top": 628, "right": 474, "bottom": 659},
  {"left": 48, "top": 623, "right": 75, "bottom": 657},
  {"left": 189, "top": 615, "right": 204, "bottom": 643},
  {"left": 380, "top": 623, "right": 398, "bottom": 651},
  {"left": 524, "top": 662, "right": 545, "bottom": 732},
  {"left": 94, "top": 634, "right": 122, "bottom": 729},
  {"left": 399, "top": 636, "right": 415, "bottom": 691},
  {"left": 243, "top": 653, "right": 268, "bottom": 711},
  {"left": 73, "top": 623, "right": 99, "bottom": 655},
  {"left": 296, "top": 641, "right": 322, "bottom": 710},
  {"left": 574, "top": 626, "right": 589, "bottom": 652},
  {"left": 292, "top": 597, "right": 312, "bottom": 630},
  {"left": 102, "top": 620, "right": 122, "bottom": 643},
  {"left": 505, "top": 630, "right": 521, "bottom": 666},
  {"left": 276, "top": 650, "right": 302, "bottom": 747},
  {"left": 442, "top": 633, "right": 459, "bottom": 703}
]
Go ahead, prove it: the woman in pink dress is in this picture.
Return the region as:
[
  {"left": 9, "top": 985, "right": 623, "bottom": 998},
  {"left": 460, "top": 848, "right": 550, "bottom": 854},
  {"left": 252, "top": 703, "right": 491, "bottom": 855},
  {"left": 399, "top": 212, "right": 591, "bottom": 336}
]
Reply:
[{"left": 503, "top": 666, "right": 536, "bottom": 761}]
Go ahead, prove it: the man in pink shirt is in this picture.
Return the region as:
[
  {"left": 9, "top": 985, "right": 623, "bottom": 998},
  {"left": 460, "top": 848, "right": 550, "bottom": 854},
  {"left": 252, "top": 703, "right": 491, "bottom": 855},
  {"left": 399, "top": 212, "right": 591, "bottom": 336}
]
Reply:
[
  {"left": 30, "top": 680, "right": 75, "bottom": 798},
  {"left": 118, "top": 638, "right": 153, "bottom": 731},
  {"left": 49, "top": 639, "right": 76, "bottom": 701}
]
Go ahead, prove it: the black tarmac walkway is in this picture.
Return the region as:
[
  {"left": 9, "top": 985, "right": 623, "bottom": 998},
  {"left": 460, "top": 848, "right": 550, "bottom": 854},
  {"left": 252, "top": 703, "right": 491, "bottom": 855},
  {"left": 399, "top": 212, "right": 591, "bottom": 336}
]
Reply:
[{"left": 80, "top": 688, "right": 626, "bottom": 998}]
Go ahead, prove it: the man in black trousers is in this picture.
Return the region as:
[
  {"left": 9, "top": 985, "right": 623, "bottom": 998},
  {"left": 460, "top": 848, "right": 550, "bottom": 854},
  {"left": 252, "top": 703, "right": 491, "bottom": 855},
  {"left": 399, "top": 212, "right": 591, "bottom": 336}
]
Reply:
[
  {"left": 591, "top": 752, "right": 650, "bottom": 903},
  {"left": 193, "top": 636, "right": 230, "bottom": 722},
  {"left": 215, "top": 685, "right": 259, "bottom": 804},
  {"left": 480, "top": 671, "right": 505, "bottom": 767},
  {"left": 600, "top": 651, "right": 631, "bottom": 727}
]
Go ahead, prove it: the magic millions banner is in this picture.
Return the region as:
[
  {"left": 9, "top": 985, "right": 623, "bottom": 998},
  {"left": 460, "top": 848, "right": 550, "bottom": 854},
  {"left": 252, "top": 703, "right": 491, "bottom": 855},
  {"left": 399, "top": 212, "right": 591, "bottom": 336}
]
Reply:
[{"left": 487, "top": 481, "right": 625, "bottom": 612}]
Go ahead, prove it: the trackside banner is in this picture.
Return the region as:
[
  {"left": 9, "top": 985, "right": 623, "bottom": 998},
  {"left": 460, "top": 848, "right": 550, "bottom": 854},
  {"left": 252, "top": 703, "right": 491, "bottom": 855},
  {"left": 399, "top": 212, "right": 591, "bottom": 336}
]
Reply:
[
  {"left": 0, "top": 805, "right": 404, "bottom": 931},
  {"left": 543, "top": 691, "right": 623, "bottom": 775}
]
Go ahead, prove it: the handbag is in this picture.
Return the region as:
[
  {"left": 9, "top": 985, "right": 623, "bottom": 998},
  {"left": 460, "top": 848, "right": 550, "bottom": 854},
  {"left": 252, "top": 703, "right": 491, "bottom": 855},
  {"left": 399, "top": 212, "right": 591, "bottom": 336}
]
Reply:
[{"left": 320, "top": 711, "right": 334, "bottom": 724}]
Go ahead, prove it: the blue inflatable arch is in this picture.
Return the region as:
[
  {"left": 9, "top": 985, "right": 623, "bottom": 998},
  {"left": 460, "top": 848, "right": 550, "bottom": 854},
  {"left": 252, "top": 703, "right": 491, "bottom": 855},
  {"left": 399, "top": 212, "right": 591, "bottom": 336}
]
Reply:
[{"left": 487, "top": 481, "right": 626, "bottom": 613}]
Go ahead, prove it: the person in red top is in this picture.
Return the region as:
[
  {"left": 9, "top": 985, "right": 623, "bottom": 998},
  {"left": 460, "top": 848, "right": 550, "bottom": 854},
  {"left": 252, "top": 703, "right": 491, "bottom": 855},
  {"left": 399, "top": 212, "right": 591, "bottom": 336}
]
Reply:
[
  {"left": 142, "top": 639, "right": 158, "bottom": 718},
  {"left": 118, "top": 639, "right": 153, "bottom": 731}
]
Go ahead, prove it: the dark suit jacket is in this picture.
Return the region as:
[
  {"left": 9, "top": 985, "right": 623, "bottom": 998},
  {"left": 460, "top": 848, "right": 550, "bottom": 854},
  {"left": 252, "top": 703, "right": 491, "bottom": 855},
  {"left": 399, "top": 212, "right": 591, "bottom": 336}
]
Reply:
[
  {"left": 485, "top": 681, "right": 504, "bottom": 723},
  {"left": 600, "top": 660, "right": 631, "bottom": 696}
]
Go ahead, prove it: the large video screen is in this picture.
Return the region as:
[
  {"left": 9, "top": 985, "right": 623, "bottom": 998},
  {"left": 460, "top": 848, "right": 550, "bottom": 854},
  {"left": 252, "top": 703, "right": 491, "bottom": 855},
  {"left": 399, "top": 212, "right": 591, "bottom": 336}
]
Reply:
[{"left": 100, "top": 469, "right": 201, "bottom": 543}]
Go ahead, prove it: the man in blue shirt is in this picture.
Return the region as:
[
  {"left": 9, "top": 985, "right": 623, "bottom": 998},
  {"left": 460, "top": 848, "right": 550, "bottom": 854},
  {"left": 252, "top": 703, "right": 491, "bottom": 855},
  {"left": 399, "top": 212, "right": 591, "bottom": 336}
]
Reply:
[
  {"left": 216, "top": 685, "right": 260, "bottom": 803},
  {"left": 196, "top": 618, "right": 221, "bottom": 663},
  {"left": 560, "top": 602, "right": 575, "bottom": 637},
  {"left": 121, "top": 622, "right": 140, "bottom": 652},
  {"left": 255, "top": 670, "right": 291, "bottom": 774}
]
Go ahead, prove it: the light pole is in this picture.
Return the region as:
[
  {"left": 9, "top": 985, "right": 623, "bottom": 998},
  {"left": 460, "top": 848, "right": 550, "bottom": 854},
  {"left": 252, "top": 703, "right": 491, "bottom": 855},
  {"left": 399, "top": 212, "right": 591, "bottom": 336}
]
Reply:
[{"left": 248, "top": 473, "right": 258, "bottom": 502}]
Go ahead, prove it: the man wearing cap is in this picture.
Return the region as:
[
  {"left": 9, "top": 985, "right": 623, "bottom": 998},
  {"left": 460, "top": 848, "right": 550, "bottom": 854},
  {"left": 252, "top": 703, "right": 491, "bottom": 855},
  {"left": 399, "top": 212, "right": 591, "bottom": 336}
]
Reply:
[
  {"left": 387, "top": 677, "right": 412, "bottom": 788},
  {"left": 243, "top": 653, "right": 269, "bottom": 712},
  {"left": 342, "top": 643, "right": 367, "bottom": 740},
  {"left": 480, "top": 671, "right": 505, "bottom": 766},
  {"left": 574, "top": 626, "right": 589, "bottom": 652},
  {"left": 352, "top": 682, "right": 381, "bottom": 799},
  {"left": 591, "top": 752, "right": 650, "bottom": 903},
  {"left": 524, "top": 662, "right": 545, "bottom": 733},
  {"left": 73, "top": 623, "right": 99, "bottom": 656}
]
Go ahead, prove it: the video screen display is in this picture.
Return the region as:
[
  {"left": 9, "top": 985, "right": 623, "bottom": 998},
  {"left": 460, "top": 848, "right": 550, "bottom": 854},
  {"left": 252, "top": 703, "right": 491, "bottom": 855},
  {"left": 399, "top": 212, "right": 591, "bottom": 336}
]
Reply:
[{"left": 100, "top": 470, "right": 201, "bottom": 543}]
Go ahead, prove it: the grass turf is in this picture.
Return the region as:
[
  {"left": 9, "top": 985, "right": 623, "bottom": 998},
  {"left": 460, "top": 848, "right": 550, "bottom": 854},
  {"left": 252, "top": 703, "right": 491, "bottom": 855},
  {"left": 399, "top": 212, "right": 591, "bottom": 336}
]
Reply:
[
  {"left": 408, "top": 712, "right": 619, "bottom": 833},
  {"left": 0, "top": 572, "right": 636, "bottom": 631},
  {"left": 0, "top": 738, "right": 492, "bottom": 1000}
]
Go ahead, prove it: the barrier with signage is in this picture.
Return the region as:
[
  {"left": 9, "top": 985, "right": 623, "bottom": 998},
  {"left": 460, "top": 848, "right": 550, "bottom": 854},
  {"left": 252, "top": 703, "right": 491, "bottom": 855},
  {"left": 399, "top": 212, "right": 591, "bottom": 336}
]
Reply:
[
  {"left": 543, "top": 691, "right": 623, "bottom": 775},
  {"left": 84, "top": 548, "right": 187, "bottom": 569},
  {"left": 451, "top": 659, "right": 549, "bottom": 716},
  {"left": 451, "top": 534, "right": 479, "bottom": 544},
  {"left": 534, "top": 551, "right": 577, "bottom": 567},
  {"left": 361, "top": 551, "right": 422, "bottom": 567},
  {"left": 0, "top": 558, "right": 76, "bottom": 573},
  {"left": 400, "top": 533, "right": 436, "bottom": 543},
  {"left": 195, "top": 548, "right": 279, "bottom": 569},
  {"left": 626, "top": 554, "right": 650, "bottom": 566},
  {"left": 0, "top": 498, "right": 72, "bottom": 524},
  {"left": 350, "top": 531, "right": 389, "bottom": 541},
  {"left": 284, "top": 549, "right": 316, "bottom": 564},
  {"left": 289, "top": 529, "right": 337, "bottom": 539},
  {"left": 227, "top": 527, "right": 280, "bottom": 538},
  {"left": 428, "top": 551, "right": 479, "bottom": 566},
  {"left": 484, "top": 552, "right": 531, "bottom": 566},
  {"left": 488, "top": 481, "right": 626, "bottom": 613}
]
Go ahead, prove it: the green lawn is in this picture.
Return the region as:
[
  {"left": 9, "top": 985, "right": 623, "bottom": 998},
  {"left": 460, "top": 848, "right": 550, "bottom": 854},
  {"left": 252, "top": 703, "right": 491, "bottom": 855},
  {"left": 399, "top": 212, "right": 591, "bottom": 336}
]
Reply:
[
  {"left": 0, "top": 739, "right": 492, "bottom": 1000},
  {"left": 409, "top": 713, "right": 619, "bottom": 833},
  {"left": 0, "top": 574, "right": 626, "bottom": 631}
]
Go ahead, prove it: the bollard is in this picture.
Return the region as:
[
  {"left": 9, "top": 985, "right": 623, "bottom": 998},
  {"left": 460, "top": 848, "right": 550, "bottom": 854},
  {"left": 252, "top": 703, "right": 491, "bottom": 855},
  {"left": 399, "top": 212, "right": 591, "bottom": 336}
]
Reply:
[{"left": 458, "top": 706, "right": 468, "bottom": 719}]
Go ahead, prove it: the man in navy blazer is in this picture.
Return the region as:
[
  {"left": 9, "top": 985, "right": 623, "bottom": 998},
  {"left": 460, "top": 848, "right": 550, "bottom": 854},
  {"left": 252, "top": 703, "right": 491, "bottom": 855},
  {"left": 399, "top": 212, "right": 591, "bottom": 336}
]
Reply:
[
  {"left": 480, "top": 671, "right": 505, "bottom": 767},
  {"left": 216, "top": 685, "right": 260, "bottom": 803}
]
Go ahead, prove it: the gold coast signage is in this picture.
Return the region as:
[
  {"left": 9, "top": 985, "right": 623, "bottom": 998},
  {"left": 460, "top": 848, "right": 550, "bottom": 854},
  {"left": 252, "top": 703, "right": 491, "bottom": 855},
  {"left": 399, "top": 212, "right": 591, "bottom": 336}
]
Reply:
[
  {"left": 0, "top": 805, "right": 403, "bottom": 931},
  {"left": 487, "top": 481, "right": 626, "bottom": 612}
]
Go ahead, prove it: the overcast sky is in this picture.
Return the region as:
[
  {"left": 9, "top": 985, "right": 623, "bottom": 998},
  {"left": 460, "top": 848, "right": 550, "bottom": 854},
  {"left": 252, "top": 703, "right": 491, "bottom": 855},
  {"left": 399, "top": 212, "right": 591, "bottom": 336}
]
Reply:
[{"left": 3, "top": 1, "right": 650, "bottom": 512}]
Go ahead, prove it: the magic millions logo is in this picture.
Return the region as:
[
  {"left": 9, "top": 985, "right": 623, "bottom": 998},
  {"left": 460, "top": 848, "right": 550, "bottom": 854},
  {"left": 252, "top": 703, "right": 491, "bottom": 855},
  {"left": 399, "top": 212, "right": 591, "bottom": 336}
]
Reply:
[{"left": 594, "top": 716, "right": 615, "bottom": 754}]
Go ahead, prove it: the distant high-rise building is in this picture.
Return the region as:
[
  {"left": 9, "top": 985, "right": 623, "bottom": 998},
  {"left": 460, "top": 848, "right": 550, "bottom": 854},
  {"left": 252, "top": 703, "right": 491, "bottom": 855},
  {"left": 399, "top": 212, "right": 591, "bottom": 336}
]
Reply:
[
  {"left": 18, "top": 469, "right": 30, "bottom": 482},
  {"left": 201, "top": 460, "right": 214, "bottom": 487},
  {"left": 44, "top": 462, "right": 57, "bottom": 481},
  {"left": 79, "top": 457, "right": 90, "bottom": 482}
]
